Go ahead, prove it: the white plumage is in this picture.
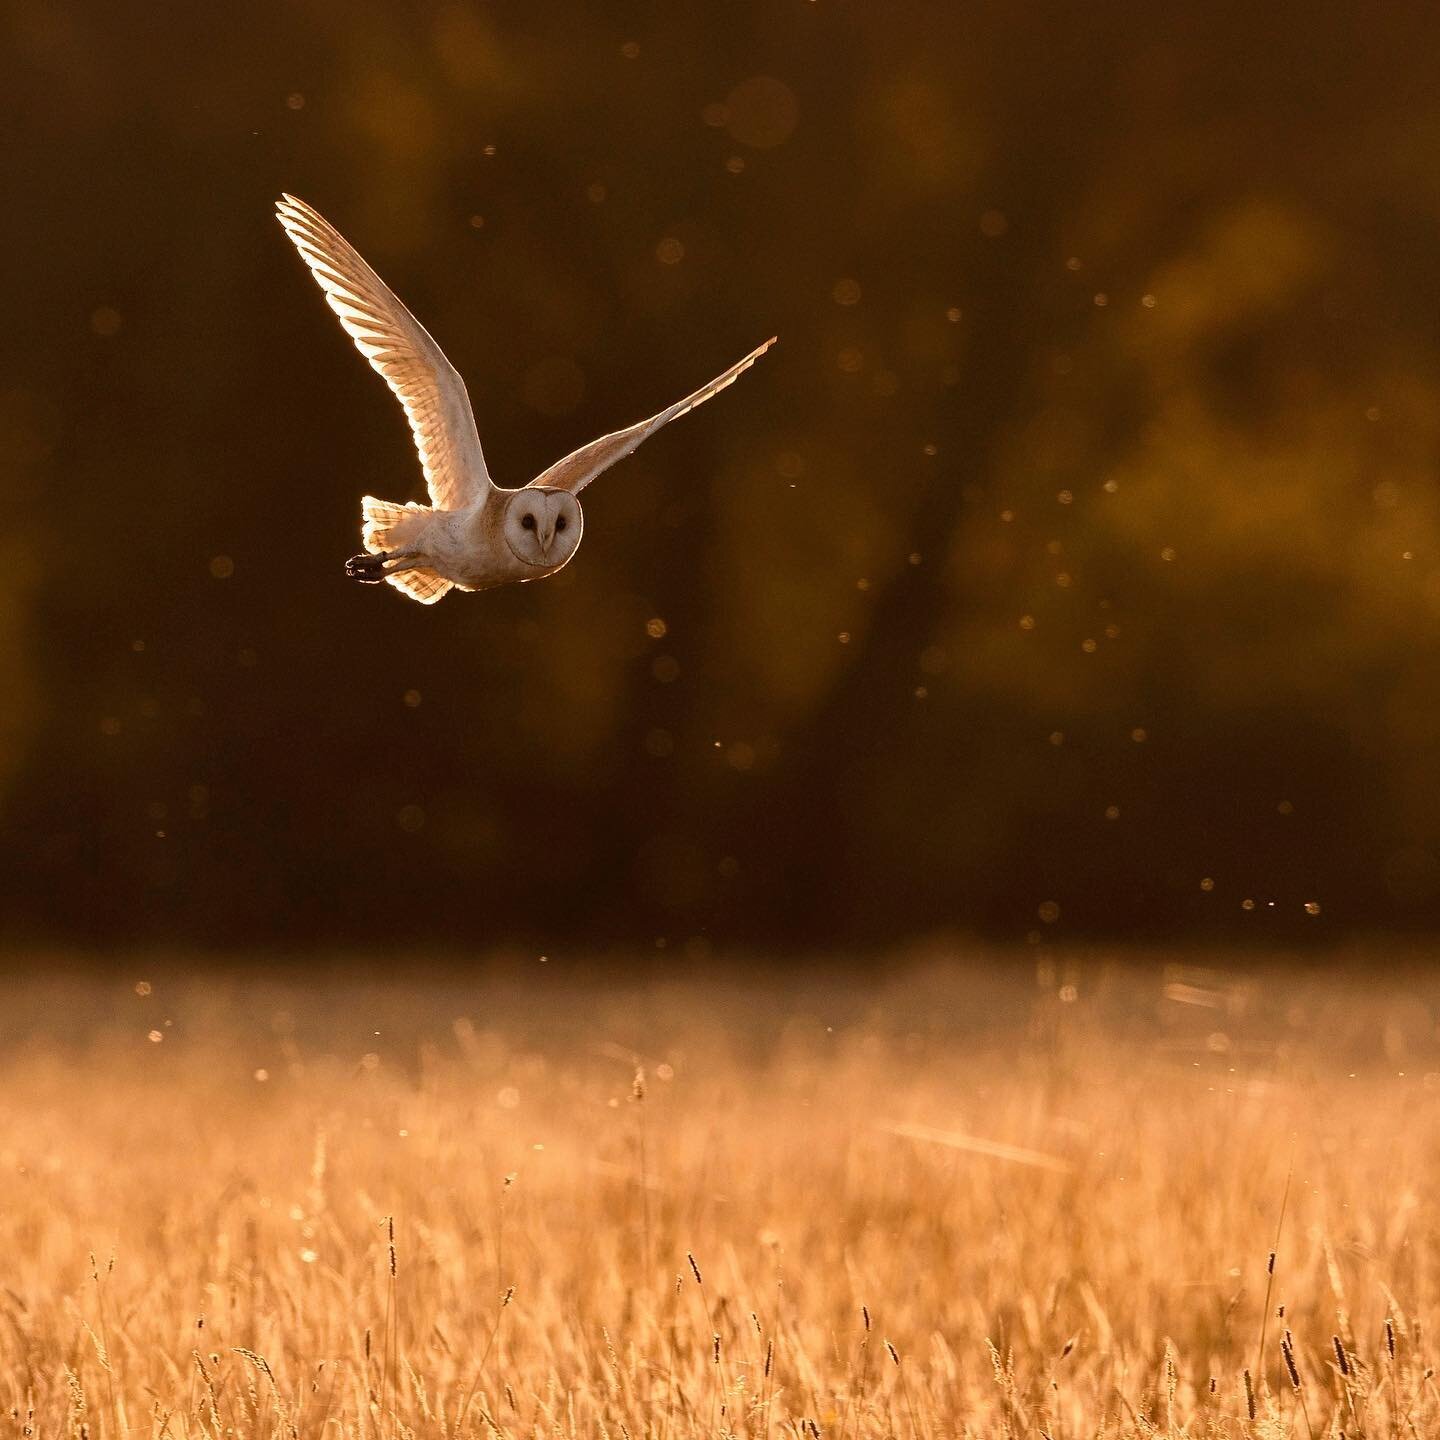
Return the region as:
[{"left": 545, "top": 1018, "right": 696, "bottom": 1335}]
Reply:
[{"left": 276, "top": 194, "right": 775, "bottom": 603}]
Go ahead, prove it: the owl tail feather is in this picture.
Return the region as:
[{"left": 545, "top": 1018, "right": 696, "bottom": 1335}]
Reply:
[
  {"left": 361, "top": 495, "right": 430, "bottom": 555},
  {"left": 385, "top": 568, "right": 453, "bottom": 604},
  {"left": 358, "top": 496, "right": 454, "bottom": 605}
]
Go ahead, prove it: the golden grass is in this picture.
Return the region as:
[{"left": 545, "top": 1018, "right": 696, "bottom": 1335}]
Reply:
[{"left": 2, "top": 955, "right": 1438, "bottom": 1438}]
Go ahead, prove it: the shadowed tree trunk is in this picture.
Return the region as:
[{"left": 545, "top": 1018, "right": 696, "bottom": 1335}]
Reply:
[{"left": 723, "top": 42, "right": 1131, "bottom": 944}]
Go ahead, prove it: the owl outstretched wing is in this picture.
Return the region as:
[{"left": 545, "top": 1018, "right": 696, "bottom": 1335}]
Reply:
[
  {"left": 528, "top": 337, "right": 776, "bottom": 495},
  {"left": 276, "top": 195, "right": 492, "bottom": 511}
]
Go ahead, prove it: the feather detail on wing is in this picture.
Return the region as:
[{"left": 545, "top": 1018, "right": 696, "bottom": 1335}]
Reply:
[
  {"left": 528, "top": 337, "right": 776, "bottom": 495},
  {"left": 276, "top": 194, "right": 491, "bottom": 511}
]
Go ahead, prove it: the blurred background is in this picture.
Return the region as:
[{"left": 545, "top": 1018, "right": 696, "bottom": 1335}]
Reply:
[{"left": 6, "top": 0, "right": 1440, "bottom": 955}]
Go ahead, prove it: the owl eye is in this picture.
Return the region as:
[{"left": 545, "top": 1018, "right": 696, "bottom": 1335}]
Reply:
[
  {"left": 521, "top": 513, "right": 536, "bottom": 531},
  {"left": 555, "top": 516, "right": 568, "bottom": 533}
]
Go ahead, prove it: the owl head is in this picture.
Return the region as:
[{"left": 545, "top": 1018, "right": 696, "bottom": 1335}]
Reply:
[{"left": 503, "top": 487, "right": 583, "bottom": 569}]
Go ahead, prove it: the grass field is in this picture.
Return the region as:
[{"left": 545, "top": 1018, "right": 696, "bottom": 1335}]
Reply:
[{"left": 3, "top": 953, "right": 1439, "bottom": 1438}]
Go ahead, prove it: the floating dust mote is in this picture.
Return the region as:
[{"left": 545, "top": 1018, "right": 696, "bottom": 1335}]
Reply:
[{"left": 3, "top": 964, "right": 1440, "bottom": 1437}]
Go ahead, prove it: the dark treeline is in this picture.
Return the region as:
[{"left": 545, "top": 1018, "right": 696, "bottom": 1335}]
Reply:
[{"left": 6, "top": 0, "right": 1440, "bottom": 953}]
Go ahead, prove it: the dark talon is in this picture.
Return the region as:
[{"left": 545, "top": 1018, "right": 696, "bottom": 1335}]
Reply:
[{"left": 345, "top": 551, "right": 389, "bottom": 583}]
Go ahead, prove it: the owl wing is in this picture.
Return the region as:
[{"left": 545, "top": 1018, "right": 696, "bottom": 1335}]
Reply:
[
  {"left": 527, "top": 337, "right": 776, "bottom": 495},
  {"left": 276, "top": 195, "right": 492, "bottom": 511}
]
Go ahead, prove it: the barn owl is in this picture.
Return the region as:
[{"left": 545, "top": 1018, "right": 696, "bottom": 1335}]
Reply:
[{"left": 276, "top": 194, "right": 775, "bottom": 603}]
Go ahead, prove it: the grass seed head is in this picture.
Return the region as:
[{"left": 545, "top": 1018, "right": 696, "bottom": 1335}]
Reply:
[{"left": 1282, "top": 1335, "right": 1301, "bottom": 1390}]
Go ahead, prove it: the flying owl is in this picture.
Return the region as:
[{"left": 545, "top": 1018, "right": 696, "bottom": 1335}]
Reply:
[{"left": 276, "top": 194, "right": 775, "bottom": 603}]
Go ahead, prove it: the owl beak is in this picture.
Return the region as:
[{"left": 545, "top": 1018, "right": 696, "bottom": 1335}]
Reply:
[{"left": 537, "top": 526, "right": 553, "bottom": 557}]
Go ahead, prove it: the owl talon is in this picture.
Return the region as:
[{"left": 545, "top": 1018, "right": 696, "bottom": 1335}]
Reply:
[{"left": 345, "top": 551, "right": 389, "bottom": 583}]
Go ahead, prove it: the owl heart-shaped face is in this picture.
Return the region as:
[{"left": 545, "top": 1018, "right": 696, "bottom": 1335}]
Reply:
[{"left": 503, "top": 488, "right": 583, "bottom": 568}]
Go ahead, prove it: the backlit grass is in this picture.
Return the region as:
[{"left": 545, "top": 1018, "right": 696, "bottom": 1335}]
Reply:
[{"left": 1, "top": 955, "right": 1436, "bottom": 1438}]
